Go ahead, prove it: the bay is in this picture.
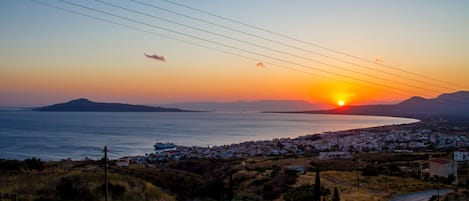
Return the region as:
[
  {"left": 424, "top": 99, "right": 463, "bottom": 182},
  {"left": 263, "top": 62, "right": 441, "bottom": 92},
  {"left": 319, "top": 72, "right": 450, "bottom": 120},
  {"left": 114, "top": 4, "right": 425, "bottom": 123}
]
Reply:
[{"left": 0, "top": 111, "right": 417, "bottom": 160}]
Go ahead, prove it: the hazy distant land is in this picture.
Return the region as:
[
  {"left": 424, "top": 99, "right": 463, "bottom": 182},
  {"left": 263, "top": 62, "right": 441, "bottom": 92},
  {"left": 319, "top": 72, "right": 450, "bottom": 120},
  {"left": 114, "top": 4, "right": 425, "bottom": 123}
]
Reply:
[{"left": 162, "top": 100, "right": 322, "bottom": 112}]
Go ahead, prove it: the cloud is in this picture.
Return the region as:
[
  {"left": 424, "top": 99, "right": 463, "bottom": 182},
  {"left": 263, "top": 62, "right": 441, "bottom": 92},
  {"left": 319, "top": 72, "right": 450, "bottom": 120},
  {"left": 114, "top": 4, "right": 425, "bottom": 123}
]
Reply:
[
  {"left": 144, "top": 53, "right": 166, "bottom": 62},
  {"left": 256, "top": 62, "right": 265, "bottom": 68}
]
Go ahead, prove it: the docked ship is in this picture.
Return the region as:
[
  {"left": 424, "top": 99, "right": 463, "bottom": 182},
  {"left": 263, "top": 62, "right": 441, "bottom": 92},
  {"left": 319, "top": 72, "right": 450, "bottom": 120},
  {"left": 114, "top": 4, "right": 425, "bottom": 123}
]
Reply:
[{"left": 154, "top": 142, "right": 176, "bottom": 150}]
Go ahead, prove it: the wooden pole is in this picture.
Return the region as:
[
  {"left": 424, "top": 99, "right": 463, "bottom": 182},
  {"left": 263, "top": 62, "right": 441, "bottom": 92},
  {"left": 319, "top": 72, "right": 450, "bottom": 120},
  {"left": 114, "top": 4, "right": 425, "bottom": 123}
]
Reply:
[{"left": 104, "top": 146, "right": 109, "bottom": 201}]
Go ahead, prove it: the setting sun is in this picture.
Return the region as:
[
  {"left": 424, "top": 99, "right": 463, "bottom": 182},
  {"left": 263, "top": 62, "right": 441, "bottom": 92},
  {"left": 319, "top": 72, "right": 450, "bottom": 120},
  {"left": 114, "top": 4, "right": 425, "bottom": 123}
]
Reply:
[{"left": 338, "top": 100, "right": 345, "bottom": 106}]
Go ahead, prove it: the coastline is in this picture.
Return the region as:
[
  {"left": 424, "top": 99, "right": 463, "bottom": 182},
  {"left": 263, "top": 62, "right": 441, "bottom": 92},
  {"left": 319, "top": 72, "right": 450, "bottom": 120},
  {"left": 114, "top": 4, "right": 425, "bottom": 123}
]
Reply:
[
  {"left": 0, "top": 111, "right": 417, "bottom": 161},
  {"left": 131, "top": 117, "right": 469, "bottom": 163},
  {"left": 2, "top": 117, "right": 466, "bottom": 201}
]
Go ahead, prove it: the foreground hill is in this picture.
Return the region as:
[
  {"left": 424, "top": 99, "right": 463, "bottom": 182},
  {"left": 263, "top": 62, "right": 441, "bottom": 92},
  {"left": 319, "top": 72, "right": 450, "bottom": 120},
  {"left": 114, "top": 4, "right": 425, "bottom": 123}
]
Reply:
[
  {"left": 34, "top": 98, "right": 193, "bottom": 112},
  {"left": 0, "top": 153, "right": 450, "bottom": 201},
  {"left": 290, "top": 91, "right": 469, "bottom": 120}
]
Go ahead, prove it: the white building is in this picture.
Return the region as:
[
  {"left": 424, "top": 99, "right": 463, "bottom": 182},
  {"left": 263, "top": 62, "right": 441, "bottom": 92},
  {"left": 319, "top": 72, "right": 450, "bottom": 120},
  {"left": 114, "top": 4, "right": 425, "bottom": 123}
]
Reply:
[
  {"left": 282, "top": 165, "right": 306, "bottom": 174},
  {"left": 116, "top": 158, "right": 130, "bottom": 167},
  {"left": 428, "top": 157, "right": 457, "bottom": 184},
  {"left": 454, "top": 151, "right": 469, "bottom": 161}
]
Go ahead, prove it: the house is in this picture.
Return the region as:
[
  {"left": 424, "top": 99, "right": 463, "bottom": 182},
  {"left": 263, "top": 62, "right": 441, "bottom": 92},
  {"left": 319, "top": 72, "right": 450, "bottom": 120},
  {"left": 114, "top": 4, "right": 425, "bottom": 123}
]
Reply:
[
  {"left": 428, "top": 157, "right": 458, "bottom": 184},
  {"left": 116, "top": 158, "right": 130, "bottom": 167},
  {"left": 454, "top": 151, "right": 469, "bottom": 161},
  {"left": 282, "top": 165, "right": 306, "bottom": 174}
]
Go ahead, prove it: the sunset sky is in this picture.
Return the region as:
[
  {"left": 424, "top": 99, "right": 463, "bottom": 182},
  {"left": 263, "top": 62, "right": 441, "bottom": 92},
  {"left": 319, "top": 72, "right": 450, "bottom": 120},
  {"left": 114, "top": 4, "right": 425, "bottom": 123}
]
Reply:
[{"left": 1, "top": 0, "right": 468, "bottom": 107}]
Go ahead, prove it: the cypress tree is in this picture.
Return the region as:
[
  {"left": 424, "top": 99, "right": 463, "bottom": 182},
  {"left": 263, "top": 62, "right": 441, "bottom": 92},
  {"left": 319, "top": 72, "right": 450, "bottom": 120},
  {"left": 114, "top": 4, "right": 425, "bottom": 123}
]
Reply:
[{"left": 314, "top": 166, "right": 320, "bottom": 201}]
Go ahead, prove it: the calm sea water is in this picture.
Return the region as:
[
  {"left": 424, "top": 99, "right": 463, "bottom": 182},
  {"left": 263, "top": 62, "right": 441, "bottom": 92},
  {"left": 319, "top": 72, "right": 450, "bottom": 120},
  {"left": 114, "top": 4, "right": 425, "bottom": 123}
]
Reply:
[{"left": 0, "top": 111, "right": 417, "bottom": 160}]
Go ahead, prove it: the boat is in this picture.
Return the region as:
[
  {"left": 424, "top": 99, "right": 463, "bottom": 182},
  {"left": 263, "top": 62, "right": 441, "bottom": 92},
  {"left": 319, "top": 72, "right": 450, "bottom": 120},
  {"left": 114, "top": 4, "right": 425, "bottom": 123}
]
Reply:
[{"left": 154, "top": 142, "right": 176, "bottom": 150}]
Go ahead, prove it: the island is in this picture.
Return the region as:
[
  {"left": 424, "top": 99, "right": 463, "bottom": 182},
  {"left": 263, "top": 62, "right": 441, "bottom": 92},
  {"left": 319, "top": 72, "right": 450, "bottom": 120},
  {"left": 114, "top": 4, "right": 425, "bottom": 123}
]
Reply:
[{"left": 33, "top": 98, "right": 194, "bottom": 112}]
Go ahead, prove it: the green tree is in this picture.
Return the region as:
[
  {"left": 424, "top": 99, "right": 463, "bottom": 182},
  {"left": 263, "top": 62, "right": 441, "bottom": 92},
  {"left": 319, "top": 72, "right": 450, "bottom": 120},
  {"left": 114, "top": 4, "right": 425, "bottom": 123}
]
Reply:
[
  {"left": 284, "top": 184, "right": 330, "bottom": 201},
  {"left": 56, "top": 176, "right": 97, "bottom": 201},
  {"left": 283, "top": 185, "right": 314, "bottom": 201},
  {"left": 361, "top": 165, "right": 378, "bottom": 176},
  {"left": 24, "top": 157, "right": 44, "bottom": 170}
]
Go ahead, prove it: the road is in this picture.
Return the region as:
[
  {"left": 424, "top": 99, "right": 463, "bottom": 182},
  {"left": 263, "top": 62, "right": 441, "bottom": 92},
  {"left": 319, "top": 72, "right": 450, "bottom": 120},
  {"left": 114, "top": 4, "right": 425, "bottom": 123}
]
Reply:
[{"left": 389, "top": 189, "right": 453, "bottom": 201}]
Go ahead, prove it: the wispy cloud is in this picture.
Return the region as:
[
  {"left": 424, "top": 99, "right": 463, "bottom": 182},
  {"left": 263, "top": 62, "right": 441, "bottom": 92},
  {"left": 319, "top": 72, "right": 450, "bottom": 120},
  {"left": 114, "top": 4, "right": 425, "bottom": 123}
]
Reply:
[{"left": 144, "top": 53, "right": 166, "bottom": 62}]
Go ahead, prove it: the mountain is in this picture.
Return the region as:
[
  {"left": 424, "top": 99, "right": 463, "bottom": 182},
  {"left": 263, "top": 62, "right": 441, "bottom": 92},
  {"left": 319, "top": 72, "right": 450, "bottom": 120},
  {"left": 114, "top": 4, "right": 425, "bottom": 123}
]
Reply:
[
  {"left": 34, "top": 98, "right": 192, "bottom": 112},
  {"left": 288, "top": 91, "right": 469, "bottom": 120},
  {"left": 163, "top": 100, "right": 323, "bottom": 112}
]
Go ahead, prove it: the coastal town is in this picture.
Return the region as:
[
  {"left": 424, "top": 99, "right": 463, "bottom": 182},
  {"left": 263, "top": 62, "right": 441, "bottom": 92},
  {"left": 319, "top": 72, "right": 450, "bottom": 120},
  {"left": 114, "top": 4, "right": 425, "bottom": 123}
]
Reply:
[
  {"left": 130, "top": 121, "right": 469, "bottom": 163},
  {"left": 106, "top": 120, "right": 469, "bottom": 201}
]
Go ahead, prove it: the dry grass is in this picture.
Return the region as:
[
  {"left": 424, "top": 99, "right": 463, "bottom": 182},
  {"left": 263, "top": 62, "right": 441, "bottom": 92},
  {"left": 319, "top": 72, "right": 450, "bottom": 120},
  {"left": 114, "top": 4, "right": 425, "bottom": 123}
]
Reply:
[
  {"left": 295, "top": 170, "right": 452, "bottom": 201},
  {"left": 0, "top": 164, "right": 175, "bottom": 201}
]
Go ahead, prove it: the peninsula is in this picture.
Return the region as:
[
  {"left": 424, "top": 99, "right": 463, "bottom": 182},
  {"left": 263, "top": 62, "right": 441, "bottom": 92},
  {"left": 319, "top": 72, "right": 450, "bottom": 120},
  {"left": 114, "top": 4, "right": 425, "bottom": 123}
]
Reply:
[{"left": 286, "top": 91, "right": 469, "bottom": 120}]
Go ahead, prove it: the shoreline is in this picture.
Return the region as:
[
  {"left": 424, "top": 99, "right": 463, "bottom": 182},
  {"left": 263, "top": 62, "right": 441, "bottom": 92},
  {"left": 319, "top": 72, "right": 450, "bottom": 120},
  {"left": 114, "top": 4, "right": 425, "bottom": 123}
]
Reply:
[
  {"left": 0, "top": 112, "right": 418, "bottom": 161},
  {"left": 124, "top": 119, "right": 468, "bottom": 163},
  {"left": 3, "top": 111, "right": 468, "bottom": 162}
]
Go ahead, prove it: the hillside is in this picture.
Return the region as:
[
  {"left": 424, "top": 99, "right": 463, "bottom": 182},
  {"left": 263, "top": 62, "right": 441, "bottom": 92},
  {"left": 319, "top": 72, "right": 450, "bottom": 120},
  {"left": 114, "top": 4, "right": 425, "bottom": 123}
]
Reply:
[
  {"left": 290, "top": 91, "right": 469, "bottom": 120},
  {"left": 33, "top": 98, "right": 193, "bottom": 112}
]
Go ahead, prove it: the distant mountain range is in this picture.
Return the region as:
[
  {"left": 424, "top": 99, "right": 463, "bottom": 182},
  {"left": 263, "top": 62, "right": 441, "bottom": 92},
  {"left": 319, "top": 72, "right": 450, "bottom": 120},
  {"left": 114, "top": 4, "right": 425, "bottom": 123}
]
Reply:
[
  {"left": 162, "top": 100, "right": 322, "bottom": 112},
  {"left": 285, "top": 91, "right": 469, "bottom": 120},
  {"left": 34, "top": 98, "right": 192, "bottom": 112}
]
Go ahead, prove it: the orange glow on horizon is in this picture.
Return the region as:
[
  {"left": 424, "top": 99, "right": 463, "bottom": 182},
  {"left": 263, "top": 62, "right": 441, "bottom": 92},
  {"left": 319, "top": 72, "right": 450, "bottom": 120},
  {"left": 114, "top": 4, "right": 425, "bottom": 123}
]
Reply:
[{"left": 338, "top": 100, "right": 345, "bottom": 106}]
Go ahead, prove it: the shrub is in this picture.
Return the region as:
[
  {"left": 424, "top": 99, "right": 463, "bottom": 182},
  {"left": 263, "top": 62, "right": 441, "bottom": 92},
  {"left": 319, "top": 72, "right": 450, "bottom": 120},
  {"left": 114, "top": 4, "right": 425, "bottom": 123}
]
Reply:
[
  {"left": 361, "top": 165, "right": 378, "bottom": 176},
  {"left": 232, "top": 194, "right": 263, "bottom": 201},
  {"left": 56, "top": 176, "right": 97, "bottom": 201},
  {"left": 332, "top": 187, "right": 340, "bottom": 201},
  {"left": 99, "top": 183, "right": 126, "bottom": 199},
  {"left": 24, "top": 157, "right": 45, "bottom": 170},
  {"left": 0, "top": 159, "right": 22, "bottom": 171},
  {"left": 284, "top": 184, "right": 330, "bottom": 201}
]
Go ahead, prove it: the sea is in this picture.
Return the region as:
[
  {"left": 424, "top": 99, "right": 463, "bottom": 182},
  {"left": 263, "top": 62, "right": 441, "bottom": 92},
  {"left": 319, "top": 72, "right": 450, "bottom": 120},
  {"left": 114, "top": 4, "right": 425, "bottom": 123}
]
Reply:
[{"left": 0, "top": 110, "right": 418, "bottom": 161}]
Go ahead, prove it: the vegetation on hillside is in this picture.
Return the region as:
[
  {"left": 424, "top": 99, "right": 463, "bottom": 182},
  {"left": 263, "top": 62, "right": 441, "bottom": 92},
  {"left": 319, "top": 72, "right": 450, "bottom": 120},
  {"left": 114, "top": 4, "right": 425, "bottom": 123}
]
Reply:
[{"left": 0, "top": 152, "right": 459, "bottom": 201}]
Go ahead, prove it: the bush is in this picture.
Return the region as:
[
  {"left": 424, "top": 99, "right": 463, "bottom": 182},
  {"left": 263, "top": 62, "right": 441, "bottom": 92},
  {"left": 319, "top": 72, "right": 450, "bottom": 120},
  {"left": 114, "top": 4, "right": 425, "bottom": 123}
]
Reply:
[
  {"left": 361, "top": 165, "right": 378, "bottom": 176},
  {"left": 56, "top": 176, "right": 97, "bottom": 201},
  {"left": 232, "top": 194, "right": 263, "bottom": 201},
  {"left": 99, "top": 183, "right": 126, "bottom": 199},
  {"left": 332, "top": 187, "right": 340, "bottom": 201},
  {"left": 283, "top": 185, "right": 315, "bottom": 201},
  {"left": 283, "top": 184, "right": 330, "bottom": 201},
  {"left": 0, "top": 159, "right": 22, "bottom": 171},
  {"left": 24, "top": 157, "right": 45, "bottom": 170}
]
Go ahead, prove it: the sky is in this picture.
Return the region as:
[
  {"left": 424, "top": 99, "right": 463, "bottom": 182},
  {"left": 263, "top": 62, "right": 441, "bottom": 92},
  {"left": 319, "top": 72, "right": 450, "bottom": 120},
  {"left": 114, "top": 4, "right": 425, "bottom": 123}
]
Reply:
[{"left": 1, "top": 0, "right": 468, "bottom": 107}]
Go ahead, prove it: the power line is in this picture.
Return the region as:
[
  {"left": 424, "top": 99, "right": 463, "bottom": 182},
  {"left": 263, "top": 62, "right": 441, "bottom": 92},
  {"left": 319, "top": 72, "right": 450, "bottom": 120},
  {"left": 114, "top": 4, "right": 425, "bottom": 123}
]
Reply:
[
  {"left": 161, "top": 0, "right": 469, "bottom": 90},
  {"left": 31, "top": 0, "right": 468, "bottom": 107},
  {"left": 27, "top": 0, "right": 327, "bottom": 81},
  {"left": 92, "top": 0, "right": 469, "bottom": 107},
  {"left": 30, "top": 0, "right": 365, "bottom": 91},
  {"left": 132, "top": 0, "right": 458, "bottom": 93},
  {"left": 96, "top": 0, "right": 448, "bottom": 97},
  {"left": 58, "top": 0, "right": 425, "bottom": 98}
]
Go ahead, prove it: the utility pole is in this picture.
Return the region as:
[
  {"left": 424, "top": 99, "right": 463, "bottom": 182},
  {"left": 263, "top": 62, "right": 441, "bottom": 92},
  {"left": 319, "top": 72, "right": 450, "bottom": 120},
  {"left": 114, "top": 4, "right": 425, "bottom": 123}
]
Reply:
[
  {"left": 104, "top": 146, "right": 109, "bottom": 201},
  {"left": 466, "top": 160, "right": 468, "bottom": 201},
  {"left": 356, "top": 159, "right": 360, "bottom": 196}
]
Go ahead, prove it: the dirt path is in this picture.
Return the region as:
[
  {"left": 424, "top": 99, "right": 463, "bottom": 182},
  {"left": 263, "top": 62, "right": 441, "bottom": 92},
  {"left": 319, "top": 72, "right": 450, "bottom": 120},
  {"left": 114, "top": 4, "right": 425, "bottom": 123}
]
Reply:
[{"left": 389, "top": 189, "right": 453, "bottom": 201}]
